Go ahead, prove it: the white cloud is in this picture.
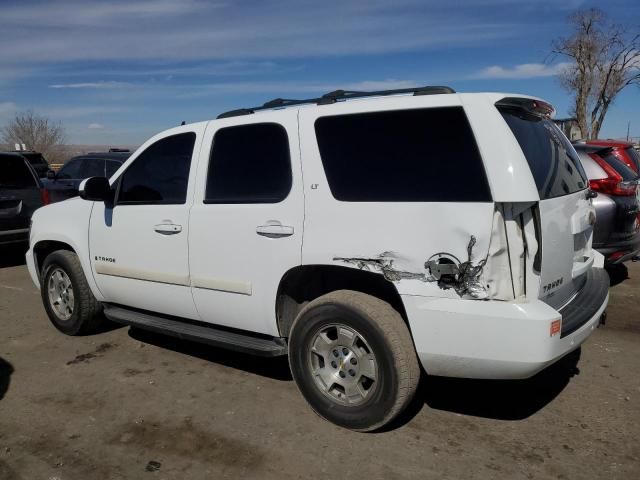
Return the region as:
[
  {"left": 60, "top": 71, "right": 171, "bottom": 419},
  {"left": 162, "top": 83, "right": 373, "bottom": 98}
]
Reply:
[
  {"left": 0, "top": 1, "right": 515, "bottom": 63},
  {"left": 0, "top": 102, "right": 17, "bottom": 116},
  {"left": 474, "top": 62, "right": 572, "bottom": 79},
  {"left": 88, "top": 123, "right": 104, "bottom": 129},
  {"left": 49, "top": 81, "right": 130, "bottom": 89}
]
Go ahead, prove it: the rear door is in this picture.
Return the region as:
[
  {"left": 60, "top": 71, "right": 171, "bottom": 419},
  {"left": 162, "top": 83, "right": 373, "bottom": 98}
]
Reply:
[
  {"left": 499, "top": 107, "right": 594, "bottom": 309},
  {"left": 188, "top": 112, "right": 304, "bottom": 336},
  {"left": 0, "top": 155, "right": 42, "bottom": 238}
]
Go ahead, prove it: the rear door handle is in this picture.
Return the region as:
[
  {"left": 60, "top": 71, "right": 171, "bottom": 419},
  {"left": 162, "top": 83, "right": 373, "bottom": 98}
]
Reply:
[
  {"left": 256, "top": 223, "right": 294, "bottom": 238},
  {"left": 154, "top": 223, "right": 182, "bottom": 235}
]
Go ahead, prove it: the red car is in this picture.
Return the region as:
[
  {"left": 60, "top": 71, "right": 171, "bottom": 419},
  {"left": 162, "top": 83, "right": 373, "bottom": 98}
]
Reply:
[{"left": 587, "top": 140, "right": 640, "bottom": 174}]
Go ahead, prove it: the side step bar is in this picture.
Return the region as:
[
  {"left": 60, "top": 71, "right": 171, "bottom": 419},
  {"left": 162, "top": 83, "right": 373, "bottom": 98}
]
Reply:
[{"left": 103, "top": 304, "right": 287, "bottom": 357}]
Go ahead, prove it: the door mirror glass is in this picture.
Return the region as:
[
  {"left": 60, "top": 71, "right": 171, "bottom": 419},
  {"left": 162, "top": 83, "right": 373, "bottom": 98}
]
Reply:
[
  {"left": 46, "top": 170, "right": 57, "bottom": 180},
  {"left": 79, "top": 177, "right": 112, "bottom": 203}
]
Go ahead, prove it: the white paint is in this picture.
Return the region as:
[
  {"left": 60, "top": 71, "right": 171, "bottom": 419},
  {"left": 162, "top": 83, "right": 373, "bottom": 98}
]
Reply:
[{"left": 25, "top": 91, "right": 608, "bottom": 380}]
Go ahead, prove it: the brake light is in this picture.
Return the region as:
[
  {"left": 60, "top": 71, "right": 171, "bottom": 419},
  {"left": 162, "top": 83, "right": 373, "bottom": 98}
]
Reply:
[
  {"left": 40, "top": 188, "right": 50, "bottom": 205},
  {"left": 588, "top": 154, "right": 638, "bottom": 196}
]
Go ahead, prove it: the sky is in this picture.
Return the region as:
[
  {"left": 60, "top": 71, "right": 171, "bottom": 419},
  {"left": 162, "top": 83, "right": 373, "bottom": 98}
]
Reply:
[{"left": 0, "top": 0, "right": 639, "bottom": 145}]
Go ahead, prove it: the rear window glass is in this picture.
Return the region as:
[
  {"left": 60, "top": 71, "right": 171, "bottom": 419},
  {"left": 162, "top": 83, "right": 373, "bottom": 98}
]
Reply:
[
  {"left": 500, "top": 109, "right": 587, "bottom": 199},
  {"left": 314, "top": 107, "right": 491, "bottom": 202},
  {"left": 0, "top": 155, "right": 36, "bottom": 188},
  {"left": 602, "top": 152, "right": 638, "bottom": 181},
  {"left": 624, "top": 147, "right": 640, "bottom": 172}
]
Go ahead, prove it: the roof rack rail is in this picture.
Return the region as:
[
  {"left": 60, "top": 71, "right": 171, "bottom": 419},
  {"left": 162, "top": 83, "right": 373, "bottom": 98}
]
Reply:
[{"left": 216, "top": 85, "right": 455, "bottom": 119}]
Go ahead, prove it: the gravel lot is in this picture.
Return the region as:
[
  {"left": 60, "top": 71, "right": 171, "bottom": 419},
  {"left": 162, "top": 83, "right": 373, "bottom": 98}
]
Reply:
[{"left": 1, "top": 244, "right": 639, "bottom": 480}]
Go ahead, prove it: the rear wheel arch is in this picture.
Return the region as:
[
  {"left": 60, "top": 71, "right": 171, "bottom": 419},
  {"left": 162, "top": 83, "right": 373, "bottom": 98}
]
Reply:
[{"left": 275, "top": 264, "right": 410, "bottom": 339}]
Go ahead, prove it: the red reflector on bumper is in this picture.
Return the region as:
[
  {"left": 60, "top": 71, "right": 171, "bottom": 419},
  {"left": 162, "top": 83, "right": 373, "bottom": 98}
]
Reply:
[{"left": 550, "top": 319, "right": 561, "bottom": 337}]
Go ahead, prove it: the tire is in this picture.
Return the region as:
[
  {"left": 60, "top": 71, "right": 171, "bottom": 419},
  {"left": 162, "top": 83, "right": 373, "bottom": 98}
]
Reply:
[
  {"left": 41, "top": 250, "right": 103, "bottom": 335},
  {"left": 288, "top": 290, "right": 420, "bottom": 432}
]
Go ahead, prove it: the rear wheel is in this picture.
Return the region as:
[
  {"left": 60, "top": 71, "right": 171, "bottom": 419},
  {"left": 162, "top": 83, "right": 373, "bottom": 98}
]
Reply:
[
  {"left": 41, "top": 250, "right": 103, "bottom": 335},
  {"left": 288, "top": 290, "right": 420, "bottom": 431}
]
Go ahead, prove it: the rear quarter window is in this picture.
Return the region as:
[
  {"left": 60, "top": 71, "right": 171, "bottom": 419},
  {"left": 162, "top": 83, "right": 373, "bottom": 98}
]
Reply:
[
  {"left": 314, "top": 107, "right": 492, "bottom": 202},
  {"left": 499, "top": 109, "right": 587, "bottom": 199},
  {"left": 0, "top": 155, "right": 37, "bottom": 188}
]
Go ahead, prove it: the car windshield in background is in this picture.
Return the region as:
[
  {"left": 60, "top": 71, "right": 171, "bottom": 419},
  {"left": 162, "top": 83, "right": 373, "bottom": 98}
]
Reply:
[
  {"left": 500, "top": 109, "right": 587, "bottom": 199},
  {"left": 0, "top": 155, "right": 37, "bottom": 188}
]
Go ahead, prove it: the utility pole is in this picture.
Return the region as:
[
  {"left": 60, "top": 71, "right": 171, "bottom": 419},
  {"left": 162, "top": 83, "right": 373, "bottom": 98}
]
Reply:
[{"left": 627, "top": 121, "right": 631, "bottom": 142}]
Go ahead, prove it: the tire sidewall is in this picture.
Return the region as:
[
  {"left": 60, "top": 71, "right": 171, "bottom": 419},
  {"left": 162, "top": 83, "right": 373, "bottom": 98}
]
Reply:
[
  {"left": 41, "top": 252, "right": 84, "bottom": 335},
  {"left": 289, "top": 301, "right": 400, "bottom": 431}
]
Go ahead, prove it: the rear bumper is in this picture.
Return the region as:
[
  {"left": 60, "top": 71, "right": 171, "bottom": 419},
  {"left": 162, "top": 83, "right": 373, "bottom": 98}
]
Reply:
[
  {"left": 0, "top": 228, "right": 29, "bottom": 245},
  {"left": 595, "top": 234, "right": 640, "bottom": 264},
  {"left": 403, "top": 268, "right": 609, "bottom": 380}
]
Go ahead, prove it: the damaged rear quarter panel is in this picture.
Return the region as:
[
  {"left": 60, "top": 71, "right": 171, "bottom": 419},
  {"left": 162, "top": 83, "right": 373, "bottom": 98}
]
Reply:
[{"left": 301, "top": 202, "right": 496, "bottom": 298}]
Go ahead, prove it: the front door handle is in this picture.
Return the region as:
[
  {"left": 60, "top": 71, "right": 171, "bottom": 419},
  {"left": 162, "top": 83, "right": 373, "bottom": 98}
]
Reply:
[
  {"left": 154, "top": 223, "right": 182, "bottom": 235},
  {"left": 256, "top": 222, "right": 294, "bottom": 238}
]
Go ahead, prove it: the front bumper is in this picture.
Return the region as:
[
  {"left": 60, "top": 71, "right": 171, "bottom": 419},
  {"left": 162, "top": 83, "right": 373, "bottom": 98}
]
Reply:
[
  {"left": 25, "top": 248, "right": 40, "bottom": 290},
  {"left": 403, "top": 268, "right": 609, "bottom": 380}
]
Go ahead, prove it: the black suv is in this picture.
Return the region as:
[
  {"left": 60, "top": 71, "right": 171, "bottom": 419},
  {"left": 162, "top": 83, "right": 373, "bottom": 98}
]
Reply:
[
  {"left": 5, "top": 151, "right": 49, "bottom": 178},
  {"left": 44, "top": 152, "right": 130, "bottom": 203},
  {"left": 0, "top": 153, "right": 48, "bottom": 245}
]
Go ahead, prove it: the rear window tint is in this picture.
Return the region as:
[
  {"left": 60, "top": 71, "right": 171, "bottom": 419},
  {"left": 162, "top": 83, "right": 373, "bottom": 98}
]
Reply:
[
  {"left": 602, "top": 152, "right": 638, "bottom": 181},
  {"left": 314, "top": 107, "right": 491, "bottom": 202},
  {"left": 624, "top": 147, "right": 640, "bottom": 172},
  {"left": 0, "top": 155, "right": 37, "bottom": 188},
  {"left": 500, "top": 109, "right": 587, "bottom": 199}
]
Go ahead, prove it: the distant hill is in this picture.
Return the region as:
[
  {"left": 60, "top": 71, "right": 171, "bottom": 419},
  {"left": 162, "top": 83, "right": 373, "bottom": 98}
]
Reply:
[{"left": 1, "top": 144, "right": 139, "bottom": 164}]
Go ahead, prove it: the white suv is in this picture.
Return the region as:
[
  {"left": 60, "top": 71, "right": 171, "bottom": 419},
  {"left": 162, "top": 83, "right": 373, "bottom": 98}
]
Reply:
[{"left": 26, "top": 87, "right": 609, "bottom": 431}]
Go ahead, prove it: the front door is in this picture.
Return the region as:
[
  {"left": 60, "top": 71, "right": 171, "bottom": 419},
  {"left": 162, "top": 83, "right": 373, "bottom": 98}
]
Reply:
[
  {"left": 89, "top": 127, "right": 203, "bottom": 319},
  {"left": 188, "top": 111, "right": 304, "bottom": 336}
]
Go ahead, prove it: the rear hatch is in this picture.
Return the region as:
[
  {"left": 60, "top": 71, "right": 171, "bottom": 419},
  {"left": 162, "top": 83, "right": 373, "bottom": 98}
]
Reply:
[
  {"left": 498, "top": 100, "right": 595, "bottom": 310},
  {"left": 0, "top": 155, "right": 43, "bottom": 231}
]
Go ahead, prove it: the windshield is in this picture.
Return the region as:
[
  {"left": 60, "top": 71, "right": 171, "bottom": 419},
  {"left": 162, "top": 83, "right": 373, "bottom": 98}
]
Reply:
[{"left": 500, "top": 109, "right": 587, "bottom": 199}]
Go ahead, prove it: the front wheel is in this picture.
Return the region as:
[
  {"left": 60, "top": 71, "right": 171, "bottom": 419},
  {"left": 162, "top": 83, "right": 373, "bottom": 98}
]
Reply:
[
  {"left": 288, "top": 290, "right": 420, "bottom": 431},
  {"left": 41, "top": 250, "right": 103, "bottom": 335}
]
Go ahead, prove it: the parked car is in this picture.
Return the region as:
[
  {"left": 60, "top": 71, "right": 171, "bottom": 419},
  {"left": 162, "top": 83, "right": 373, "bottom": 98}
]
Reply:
[
  {"left": 26, "top": 87, "right": 609, "bottom": 431},
  {"left": 6, "top": 151, "right": 49, "bottom": 178},
  {"left": 587, "top": 139, "right": 640, "bottom": 173},
  {"left": 573, "top": 143, "right": 640, "bottom": 263},
  {"left": 44, "top": 152, "right": 130, "bottom": 203},
  {"left": 0, "top": 153, "right": 49, "bottom": 245}
]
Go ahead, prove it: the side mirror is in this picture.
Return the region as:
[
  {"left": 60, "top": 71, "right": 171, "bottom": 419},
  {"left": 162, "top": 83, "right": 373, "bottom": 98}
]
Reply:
[
  {"left": 79, "top": 177, "right": 113, "bottom": 203},
  {"left": 46, "top": 170, "right": 57, "bottom": 180}
]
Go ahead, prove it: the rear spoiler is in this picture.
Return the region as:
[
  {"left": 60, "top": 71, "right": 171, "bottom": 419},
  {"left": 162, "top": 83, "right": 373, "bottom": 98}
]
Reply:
[{"left": 495, "top": 97, "right": 555, "bottom": 119}]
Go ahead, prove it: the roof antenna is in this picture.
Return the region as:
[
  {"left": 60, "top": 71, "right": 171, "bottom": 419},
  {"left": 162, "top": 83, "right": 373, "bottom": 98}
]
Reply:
[{"left": 180, "top": 121, "right": 186, "bottom": 126}]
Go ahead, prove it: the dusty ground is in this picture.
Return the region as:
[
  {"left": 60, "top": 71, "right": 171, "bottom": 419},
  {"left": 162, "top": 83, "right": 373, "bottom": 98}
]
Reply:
[{"left": 0, "top": 245, "right": 639, "bottom": 480}]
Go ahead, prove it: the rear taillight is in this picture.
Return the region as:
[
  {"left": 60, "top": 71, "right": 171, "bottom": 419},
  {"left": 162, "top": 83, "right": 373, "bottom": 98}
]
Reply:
[
  {"left": 588, "top": 154, "right": 638, "bottom": 196},
  {"left": 40, "top": 188, "right": 50, "bottom": 205}
]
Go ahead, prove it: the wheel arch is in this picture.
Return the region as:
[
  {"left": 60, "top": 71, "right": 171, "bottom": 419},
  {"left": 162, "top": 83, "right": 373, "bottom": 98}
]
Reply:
[{"left": 275, "top": 264, "right": 409, "bottom": 339}]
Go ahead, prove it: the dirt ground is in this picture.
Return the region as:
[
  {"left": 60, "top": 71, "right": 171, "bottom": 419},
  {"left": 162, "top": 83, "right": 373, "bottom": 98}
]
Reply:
[{"left": 0, "top": 244, "right": 639, "bottom": 480}]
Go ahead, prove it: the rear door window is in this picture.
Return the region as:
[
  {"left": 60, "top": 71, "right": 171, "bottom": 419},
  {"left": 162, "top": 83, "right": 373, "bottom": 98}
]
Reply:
[
  {"left": 205, "top": 123, "right": 292, "bottom": 203},
  {"left": 499, "top": 109, "right": 587, "bottom": 199},
  {"left": 0, "top": 155, "right": 37, "bottom": 188},
  {"left": 314, "top": 107, "right": 491, "bottom": 202}
]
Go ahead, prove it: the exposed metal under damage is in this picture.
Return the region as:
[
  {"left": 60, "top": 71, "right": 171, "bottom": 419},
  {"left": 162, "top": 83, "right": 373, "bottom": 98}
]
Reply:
[{"left": 333, "top": 236, "right": 491, "bottom": 300}]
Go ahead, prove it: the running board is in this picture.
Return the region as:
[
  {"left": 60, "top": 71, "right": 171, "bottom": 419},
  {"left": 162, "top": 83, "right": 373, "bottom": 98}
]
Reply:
[{"left": 103, "top": 304, "right": 287, "bottom": 357}]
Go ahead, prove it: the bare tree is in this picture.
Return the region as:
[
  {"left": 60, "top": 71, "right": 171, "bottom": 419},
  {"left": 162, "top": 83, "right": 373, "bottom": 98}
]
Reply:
[
  {"left": 1, "top": 111, "right": 67, "bottom": 163},
  {"left": 552, "top": 8, "right": 639, "bottom": 139}
]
